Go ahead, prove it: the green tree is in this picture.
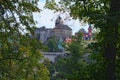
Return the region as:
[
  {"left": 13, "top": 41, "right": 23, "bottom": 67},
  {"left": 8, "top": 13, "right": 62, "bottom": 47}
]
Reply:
[
  {"left": 86, "top": 42, "right": 105, "bottom": 80},
  {"left": 53, "top": 32, "right": 89, "bottom": 80},
  {"left": 46, "top": 38, "right": 58, "bottom": 52},
  {"left": 45, "top": 0, "right": 120, "bottom": 80},
  {"left": 0, "top": 0, "right": 50, "bottom": 79}
]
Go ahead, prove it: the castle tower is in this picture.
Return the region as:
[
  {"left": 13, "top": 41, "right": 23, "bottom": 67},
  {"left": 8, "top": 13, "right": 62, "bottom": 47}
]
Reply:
[
  {"left": 54, "top": 16, "right": 72, "bottom": 40},
  {"left": 88, "top": 24, "right": 92, "bottom": 40},
  {"left": 55, "top": 16, "right": 63, "bottom": 26}
]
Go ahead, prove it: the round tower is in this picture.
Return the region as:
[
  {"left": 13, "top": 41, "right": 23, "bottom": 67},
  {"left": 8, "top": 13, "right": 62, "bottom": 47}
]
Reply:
[{"left": 55, "top": 16, "right": 63, "bottom": 26}]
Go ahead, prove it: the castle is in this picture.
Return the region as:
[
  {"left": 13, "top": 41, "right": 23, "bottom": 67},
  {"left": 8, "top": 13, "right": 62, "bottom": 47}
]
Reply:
[
  {"left": 76, "top": 25, "right": 93, "bottom": 40},
  {"left": 35, "top": 16, "right": 72, "bottom": 43}
]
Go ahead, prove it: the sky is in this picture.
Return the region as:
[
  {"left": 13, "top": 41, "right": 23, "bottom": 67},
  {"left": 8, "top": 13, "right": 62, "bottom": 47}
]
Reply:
[{"left": 33, "top": 0, "right": 89, "bottom": 35}]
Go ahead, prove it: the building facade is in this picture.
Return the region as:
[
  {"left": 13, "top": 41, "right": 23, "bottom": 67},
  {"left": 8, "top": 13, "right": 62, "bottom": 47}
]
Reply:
[
  {"left": 54, "top": 16, "right": 72, "bottom": 41},
  {"left": 76, "top": 24, "right": 93, "bottom": 40},
  {"left": 35, "top": 16, "right": 72, "bottom": 43}
]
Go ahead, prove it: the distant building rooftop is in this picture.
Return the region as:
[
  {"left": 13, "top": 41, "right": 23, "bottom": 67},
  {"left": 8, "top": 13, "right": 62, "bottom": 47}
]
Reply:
[{"left": 55, "top": 24, "right": 72, "bottom": 30}]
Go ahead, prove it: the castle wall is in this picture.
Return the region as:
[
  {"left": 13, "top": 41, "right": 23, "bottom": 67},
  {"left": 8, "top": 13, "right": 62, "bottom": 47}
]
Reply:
[{"left": 54, "top": 29, "right": 72, "bottom": 40}]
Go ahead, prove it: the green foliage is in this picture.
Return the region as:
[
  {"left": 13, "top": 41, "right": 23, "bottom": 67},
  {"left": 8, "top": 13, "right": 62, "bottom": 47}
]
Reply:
[
  {"left": 86, "top": 42, "right": 106, "bottom": 80},
  {"left": 0, "top": 0, "right": 50, "bottom": 80},
  {"left": 41, "top": 46, "right": 49, "bottom": 52},
  {"left": 51, "top": 32, "right": 90, "bottom": 80},
  {"left": 46, "top": 37, "right": 59, "bottom": 52},
  {"left": 45, "top": 0, "right": 120, "bottom": 28},
  {"left": 45, "top": 0, "right": 120, "bottom": 80},
  {"left": 0, "top": 33, "right": 50, "bottom": 80}
]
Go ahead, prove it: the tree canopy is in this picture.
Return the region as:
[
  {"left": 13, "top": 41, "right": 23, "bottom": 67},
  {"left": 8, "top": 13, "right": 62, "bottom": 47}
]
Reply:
[
  {"left": 0, "top": 0, "right": 50, "bottom": 79},
  {"left": 45, "top": 0, "right": 120, "bottom": 80}
]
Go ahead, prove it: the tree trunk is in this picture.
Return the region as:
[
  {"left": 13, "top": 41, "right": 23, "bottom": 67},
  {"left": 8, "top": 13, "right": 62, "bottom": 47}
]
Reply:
[
  {"left": 104, "top": 0, "right": 120, "bottom": 80},
  {"left": 104, "top": 42, "right": 116, "bottom": 80}
]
